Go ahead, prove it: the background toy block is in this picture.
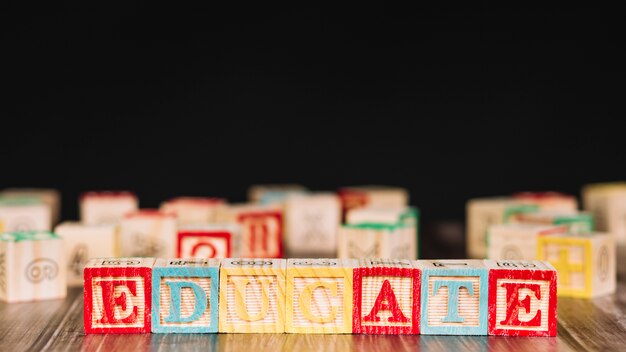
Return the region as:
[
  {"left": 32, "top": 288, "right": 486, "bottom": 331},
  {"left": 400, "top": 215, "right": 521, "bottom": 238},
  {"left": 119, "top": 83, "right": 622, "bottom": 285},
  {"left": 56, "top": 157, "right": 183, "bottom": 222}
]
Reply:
[
  {"left": 0, "top": 231, "right": 66, "bottom": 302},
  {"left": 487, "top": 224, "right": 567, "bottom": 260},
  {"left": 160, "top": 197, "right": 226, "bottom": 225},
  {"left": 513, "top": 192, "right": 578, "bottom": 212},
  {"left": 83, "top": 257, "right": 155, "bottom": 333},
  {"left": 54, "top": 221, "right": 118, "bottom": 286},
  {"left": 338, "top": 223, "right": 416, "bottom": 260},
  {"left": 508, "top": 210, "right": 595, "bottom": 234},
  {"left": 582, "top": 183, "right": 626, "bottom": 245},
  {"left": 416, "top": 259, "right": 488, "bottom": 335},
  {"left": 286, "top": 258, "right": 356, "bottom": 334},
  {"left": 152, "top": 258, "right": 220, "bottom": 333},
  {"left": 219, "top": 258, "right": 286, "bottom": 333},
  {"left": 1, "top": 188, "right": 61, "bottom": 225},
  {"left": 177, "top": 224, "right": 241, "bottom": 258},
  {"left": 80, "top": 191, "right": 139, "bottom": 225},
  {"left": 119, "top": 210, "right": 178, "bottom": 258},
  {"left": 485, "top": 260, "right": 557, "bottom": 336},
  {"left": 248, "top": 184, "right": 308, "bottom": 204},
  {"left": 537, "top": 232, "right": 615, "bottom": 298},
  {"left": 0, "top": 197, "right": 52, "bottom": 232},
  {"left": 353, "top": 259, "right": 420, "bottom": 334},
  {"left": 284, "top": 193, "right": 341, "bottom": 257},
  {"left": 215, "top": 204, "right": 284, "bottom": 258},
  {"left": 337, "top": 186, "right": 409, "bottom": 221}
]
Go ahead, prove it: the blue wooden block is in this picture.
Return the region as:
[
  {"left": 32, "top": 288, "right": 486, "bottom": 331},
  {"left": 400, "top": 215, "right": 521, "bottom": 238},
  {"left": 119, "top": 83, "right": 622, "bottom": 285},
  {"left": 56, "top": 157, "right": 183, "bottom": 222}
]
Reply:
[
  {"left": 151, "top": 258, "right": 220, "bottom": 333},
  {"left": 415, "top": 260, "right": 488, "bottom": 335}
]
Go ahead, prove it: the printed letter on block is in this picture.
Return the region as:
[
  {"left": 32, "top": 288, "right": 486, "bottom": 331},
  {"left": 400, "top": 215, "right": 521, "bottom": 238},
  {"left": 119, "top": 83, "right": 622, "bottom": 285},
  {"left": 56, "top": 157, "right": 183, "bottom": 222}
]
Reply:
[
  {"left": 286, "top": 258, "right": 356, "bottom": 333},
  {"left": 84, "top": 257, "right": 155, "bottom": 333},
  {"left": 177, "top": 224, "right": 240, "bottom": 259},
  {"left": 152, "top": 258, "right": 220, "bottom": 333},
  {"left": 417, "top": 260, "right": 488, "bottom": 335},
  {"left": 353, "top": 259, "right": 420, "bottom": 334},
  {"left": 486, "top": 260, "right": 557, "bottom": 336},
  {"left": 219, "top": 259, "right": 286, "bottom": 333}
]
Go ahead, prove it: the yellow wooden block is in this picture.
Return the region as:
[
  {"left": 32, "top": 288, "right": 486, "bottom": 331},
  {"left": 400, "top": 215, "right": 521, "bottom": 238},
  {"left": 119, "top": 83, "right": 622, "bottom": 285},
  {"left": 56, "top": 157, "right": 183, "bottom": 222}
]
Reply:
[
  {"left": 537, "top": 232, "right": 615, "bottom": 298},
  {"left": 219, "top": 258, "right": 286, "bottom": 333},
  {"left": 285, "top": 259, "right": 356, "bottom": 334}
]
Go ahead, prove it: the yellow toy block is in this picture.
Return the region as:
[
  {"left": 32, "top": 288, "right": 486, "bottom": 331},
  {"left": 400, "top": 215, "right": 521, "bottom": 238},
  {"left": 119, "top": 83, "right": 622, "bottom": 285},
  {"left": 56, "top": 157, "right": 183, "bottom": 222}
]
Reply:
[
  {"left": 219, "top": 258, "right": 286, "bottom": 333},
  {"left": 537, "top": 232, "right": 615, "bottom": 298},
  {"left": 285, "top": 259, "right": 357, "bottom": 334}
]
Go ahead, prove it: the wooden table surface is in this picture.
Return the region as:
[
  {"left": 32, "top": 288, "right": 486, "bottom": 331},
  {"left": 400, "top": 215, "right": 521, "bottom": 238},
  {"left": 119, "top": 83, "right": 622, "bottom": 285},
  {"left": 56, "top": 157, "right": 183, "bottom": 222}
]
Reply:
[{"left": 2, "top": 276, "right": 626, "bottom": 352}]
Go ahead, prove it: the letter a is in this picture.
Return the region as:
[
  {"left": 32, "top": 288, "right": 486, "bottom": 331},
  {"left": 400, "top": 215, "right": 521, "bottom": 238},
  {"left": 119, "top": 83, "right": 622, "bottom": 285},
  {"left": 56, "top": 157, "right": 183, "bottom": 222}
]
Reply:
[{"left": 363, "top": 280, "right": 409, "bottom": 323}]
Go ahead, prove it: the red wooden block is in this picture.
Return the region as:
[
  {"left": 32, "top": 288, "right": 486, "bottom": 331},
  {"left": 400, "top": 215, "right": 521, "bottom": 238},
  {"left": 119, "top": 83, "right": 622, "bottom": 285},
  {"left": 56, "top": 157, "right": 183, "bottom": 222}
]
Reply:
[
  {"left": 177, "top": 227, "right": 234, "bottom": 258},
  {"left": 237, "top": 211, "right": 283, "bottom": 258},
  {"left": 352, "top": 259, "right": 421, "bottom": 334},
  {"left": 84, "top": 258, "right": 155, "bottom": 334},
  {"left": 487, "top": 260, "right": 557, "bottom": 336}
]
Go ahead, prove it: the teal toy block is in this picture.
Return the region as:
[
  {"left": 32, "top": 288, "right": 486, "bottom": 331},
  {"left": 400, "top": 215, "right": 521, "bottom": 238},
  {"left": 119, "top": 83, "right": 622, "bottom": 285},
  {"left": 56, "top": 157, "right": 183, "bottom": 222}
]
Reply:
[
  {"left": 151, "top": 258, "right": 220, "bottom": 333},
  {"left": 415, "top": 260, "right": 488, "bottom": 335}
]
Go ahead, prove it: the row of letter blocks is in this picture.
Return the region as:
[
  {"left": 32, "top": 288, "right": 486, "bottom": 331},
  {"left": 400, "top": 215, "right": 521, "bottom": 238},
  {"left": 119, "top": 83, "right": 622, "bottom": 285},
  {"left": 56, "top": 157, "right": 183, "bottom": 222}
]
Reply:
[{"left": 84, "top": 258, "right": 557, "bottom": 336}]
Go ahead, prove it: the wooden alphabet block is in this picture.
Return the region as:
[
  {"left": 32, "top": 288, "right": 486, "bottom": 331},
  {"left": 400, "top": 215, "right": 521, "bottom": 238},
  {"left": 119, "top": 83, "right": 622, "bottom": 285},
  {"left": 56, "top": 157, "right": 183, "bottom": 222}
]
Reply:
[
  {"left": 284, "top": 193, "right": 341, "bottom": 257},
  {"left": 286, "top": 258, "right": 356, "bottom": 334},
  {"left": 513, "top": 192, "right": 578, "bottom": 212},
  {"left": 537, "top": 232, "right": 615, "bottom": 298},
  {"left": 84, "top": 257, "right": 155, "bottom": 333},
  {"left": 160, "top": 197, "right": 225, "bottom": 225},
  {"left": 0, "top": 231, "right": 66, "bottom": 302},
  {"left": 486, "top": 260, "right": 557, "bottom": 336},
  {"left": 582, "top": 182, "right": 626, "bottom": 245},
  {"left": 0, "top": 197, "right": 52, "bottom": 231},
  {"left": 219, "top": 258, "right": 286, "bottom": 333},
  {"left": 151, "top": 258, "right": 220, "bottom": 333},
  {"left": 416, "top": 260, "right": 488, "bottom": 335},
  {"left": 119, "top": 210, "right": 178, "bottom": 258},
  {"left": 1, "top": 188, "right": 61, "bottom": 225},
  {"left": 248, "top": 184, "right": 308, "bottom": 204},
  {"left": 338, "top": 186, "right": 409, "bottom": 221},
  {"left": 338, "top": 223, "right": 416, "bottom": 260},
  {"left": 215, "top": 204, "right": 284, "bottom": 258},
  {"left": 352, "top": 259, "right": 420, "bottom": 334},
  {"left": 54, "top": 221, "right": 119, "bottom": 286},
  {"left": 346, "top": 206, "right": 418, "bottom": 227},
  {"left": 80, "top": 191, "right": 139, "bottom": 225},
  {"left": 487, "top": 224, "right": 567, "bottom": 260},
  {"left": 508, "top": 211, "right": 594, "bottom": 234},
  {"left": 177, "top": 224, "right": 241, "bottom": 258}
]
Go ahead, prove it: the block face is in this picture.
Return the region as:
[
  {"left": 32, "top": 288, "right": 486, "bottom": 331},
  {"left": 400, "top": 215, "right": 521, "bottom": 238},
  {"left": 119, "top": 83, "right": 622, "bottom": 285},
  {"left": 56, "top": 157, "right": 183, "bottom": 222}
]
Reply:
[
  {"left": 338, "top": 186, "right": 409, "bottom": 221},
  {"left": 119, "top": 211, "right": 177, "bottom": 258},
  {"left": 486, "top": 260, "right": 557, "bottom": 336},
  {"left": 284, "top": 194, "right": 341, "bottom": 257},
  {"left": 466, "top": 198, "right": 515, "bottom": 259},
  {"left": 353, "top": 259, "right": 420, "bottom": 334},
  {"left": 219, "top": 259, "right": 286, "bottom": 333},
  {"left": 80, "top": 191, "right": 139, "bottom": 225},
  {"left": 54, "top": 222, "right": 118, "bottom": 286},
  {"left": 0, "top": 198, "right": 52, "bottom": 232},
  {"left": 84, "top": 258, "right": 154, "bottom": 333},
  {"left": 1, "top": 188, "right": 61, "bottom": 225},
  {"left": 160, "top": 197, "right": 225, "bottom": 225},
  {"left": 286, "top": 259, "right": 356, "bottom": 333},
  {"left": 177, "top": 226, "right": 239, "bottom": 258},
  {"left": 418, "top": 260, "right": 488, "bottom": 335},
  {"left": 151, "top": 259, "right": 220, "bottom": 333},
  {"left": 487, "top": 224, "right": 567, "bottom": 260},
  {"left": 237, "top": 211, "right": 283, "bottom": 258},
  {"left": 338, "top": 224, "right": 417, "bottom": 260}
]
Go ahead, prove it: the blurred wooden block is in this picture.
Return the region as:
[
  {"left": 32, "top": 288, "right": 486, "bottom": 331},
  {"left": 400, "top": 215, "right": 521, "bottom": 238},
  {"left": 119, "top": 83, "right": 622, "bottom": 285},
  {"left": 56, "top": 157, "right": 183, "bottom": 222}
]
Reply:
[
  {"left": 284, "top": 193, "right": 340, "bottom": 257},
  {"left": 537, "top": 232, "right": 615, "bottom": 298},
  {"left": 337, "top": 223, "right": 416, "bottom": 260},
  {"left": 84, "top": 257, "right": 155, "bottom": 333},
  {"left": 215, "top": 204, "right": 284, "bottom": 258},
  {"left": 160, "top": 197, "right": 225, "bottom": 225},
  {"left": 486, "top": 260, "right": 557, "bottom": 336},
  {"left": 508, "top": 210, "right": 594, "bottom": 234},
  {"left": 513, "top": 192, "right": 578, "bottom": 212},
  {"left": 219, "top": 258, "right": 286, "bottom": 333},
  {"left": 151, "top": 258, "right": 220, "bottom": 333},
  {"left": 487, "top": 224, "right": 567, "bottom": 260},
  {"left": 0, "top": 197, "right": 52, "bottom": 231},
  {"left": 0, "top": 231, "right": 66, "bottom": 302},
  {"left": 54, "top": 221, "right": 118, "bottom": 286},
  {"left": 338, "top": 186, "right": 409, "bottom": 221},
  {"left": 119, "top": 210, "right": 178, "bottom": 258},
  {"left": 582, "top": 182, "right": 626, "bottom": 245},
  {"left": 417, "top": 259, "right": 488, "bottom": 335},
  {"left": 177, "top": 224, "right": 241, "bottom": 258},
  {"left": 285, "top": 258, "right": 356, "bottom": 334},
  {"left": 1, "top": 188, "right": 61, "bottom": 225},
  {"left": 80, "top": 191, "right": 138, "bottom": 225},
  {"left": 248, "top": 184, "right": 308, "bottom": 204},
  {"left": 352, "top": 259, "right": 420, "bottom": 334}
]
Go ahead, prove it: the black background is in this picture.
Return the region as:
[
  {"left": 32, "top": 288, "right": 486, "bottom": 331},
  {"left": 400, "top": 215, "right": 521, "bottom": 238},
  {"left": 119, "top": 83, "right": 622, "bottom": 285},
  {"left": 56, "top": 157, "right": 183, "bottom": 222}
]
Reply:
[{"left": 2, "top": 6, "right": 625, "bottom": 256}]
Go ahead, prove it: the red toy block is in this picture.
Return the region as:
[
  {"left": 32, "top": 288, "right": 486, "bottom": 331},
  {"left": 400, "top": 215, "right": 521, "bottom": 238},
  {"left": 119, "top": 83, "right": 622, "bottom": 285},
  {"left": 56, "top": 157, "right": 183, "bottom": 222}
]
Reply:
[
  {"left": 177, "top": 229, "right": 233, "bottom": 258},
  {"left": 237, "top": 211, "right": 283, "bottom": 258},
  {"left": 352, "top": 259, "right": 421, "bottom": 334},
  {"left": 487, "top": 260, "right": 557, "bottom": 336},
  {"left": 84, "top": 258, "right": 155, "bottom": 334}
]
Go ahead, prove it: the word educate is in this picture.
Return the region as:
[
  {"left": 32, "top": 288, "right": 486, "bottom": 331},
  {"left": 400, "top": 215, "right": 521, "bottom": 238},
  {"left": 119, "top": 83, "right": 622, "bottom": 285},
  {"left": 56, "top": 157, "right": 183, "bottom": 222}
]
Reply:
[{"left": 83, "top": 258, "right": 557, "bottom": 336}]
